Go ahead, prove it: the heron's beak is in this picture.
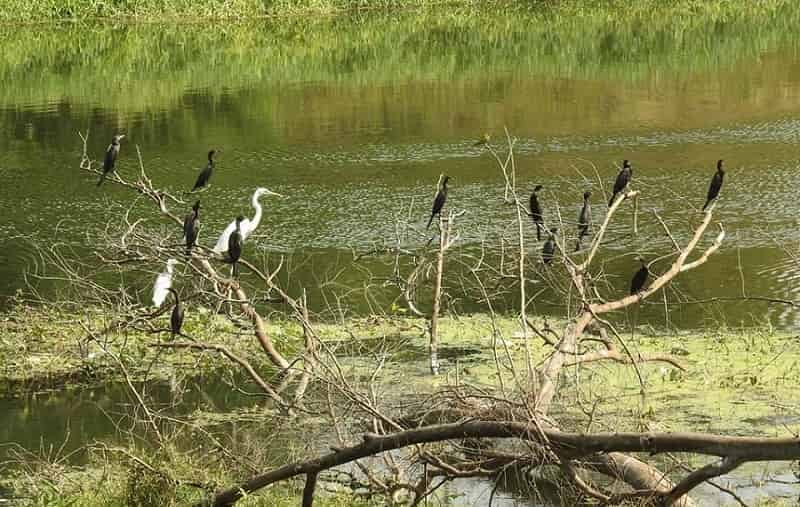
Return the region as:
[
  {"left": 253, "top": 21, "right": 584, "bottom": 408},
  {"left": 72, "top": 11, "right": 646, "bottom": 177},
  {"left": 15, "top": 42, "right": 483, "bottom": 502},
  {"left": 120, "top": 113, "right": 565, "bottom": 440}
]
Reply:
[
  {"left": 267, "top": 190, "right": 284, "bottom": 198},
  {"left": 119, "top": 134, "right": 126, "bottom": 139}
]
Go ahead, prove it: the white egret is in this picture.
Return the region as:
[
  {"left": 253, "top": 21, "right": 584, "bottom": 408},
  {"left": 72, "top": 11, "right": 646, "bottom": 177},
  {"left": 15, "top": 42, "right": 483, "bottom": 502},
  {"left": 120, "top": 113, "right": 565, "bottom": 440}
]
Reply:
[
  {"left": 213, "top": 187, "right": 282, "bottom": 253},
  {"left": 152, "top": 259, "right": 178, "bottom": 307}
]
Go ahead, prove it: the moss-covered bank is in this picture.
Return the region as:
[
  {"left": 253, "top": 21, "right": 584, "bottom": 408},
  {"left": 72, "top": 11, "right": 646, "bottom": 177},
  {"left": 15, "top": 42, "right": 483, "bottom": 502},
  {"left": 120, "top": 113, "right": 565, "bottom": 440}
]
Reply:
[
  {"left": 3, "top": 304, "right": 798, "bottom": 435},
  {"left": 3, "top": 305, "right": 800, "bottom": 505}
]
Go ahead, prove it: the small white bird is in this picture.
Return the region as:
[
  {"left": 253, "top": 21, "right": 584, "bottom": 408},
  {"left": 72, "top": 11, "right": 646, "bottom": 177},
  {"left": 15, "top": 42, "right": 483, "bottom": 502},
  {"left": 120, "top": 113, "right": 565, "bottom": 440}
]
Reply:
[
  {"left": 152, "top": 258, "right": 178, "bottom": 307},
  {"left": 213, "top": 187, "right": 282, "bottom": 254}
]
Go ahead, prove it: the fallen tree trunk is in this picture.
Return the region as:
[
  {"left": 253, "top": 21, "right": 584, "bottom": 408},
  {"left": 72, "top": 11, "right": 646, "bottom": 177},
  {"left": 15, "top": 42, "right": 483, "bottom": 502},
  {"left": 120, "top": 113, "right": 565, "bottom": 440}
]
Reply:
[{"left": 203, "top": 420, "right": 800, "bottom": 506}]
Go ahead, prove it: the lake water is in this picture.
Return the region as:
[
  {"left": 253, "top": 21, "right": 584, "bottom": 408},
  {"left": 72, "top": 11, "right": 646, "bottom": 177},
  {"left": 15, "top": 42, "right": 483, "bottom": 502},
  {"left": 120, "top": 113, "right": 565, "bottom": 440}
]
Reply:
[
  {"left": 2, "top": 9, "right": 800, "bottom": 329},
  {"left": 2, "top": 5, "right": 800, "bottom": 504}
]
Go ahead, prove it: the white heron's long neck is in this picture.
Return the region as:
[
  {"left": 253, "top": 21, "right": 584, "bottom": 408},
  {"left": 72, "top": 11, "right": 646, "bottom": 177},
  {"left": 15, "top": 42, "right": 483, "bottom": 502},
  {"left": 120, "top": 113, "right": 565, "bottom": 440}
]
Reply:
[{"left": 250, "top": 194, "right": 263, "bottom": 231}]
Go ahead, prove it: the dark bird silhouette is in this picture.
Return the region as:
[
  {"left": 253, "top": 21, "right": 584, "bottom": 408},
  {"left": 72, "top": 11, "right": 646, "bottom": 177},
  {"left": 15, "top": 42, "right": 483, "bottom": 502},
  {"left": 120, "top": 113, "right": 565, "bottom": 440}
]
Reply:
[
  {"left": 166, "top": 288, "right": 184, "bottom": 340},
  {"left": 183, "top": 200, "right": 201, "bottom": 255},
  {"left": 542, "top": 228, "right": 557, "bottom": 265},
  {"left": 96, "top": 134, "right": 125, "bottom": 186},
  {"left": 702, "top": 159, "right": 725, "bottom": 211},
  {"left": 530, "top": 185, "right": 544, "bottom": 240},
  {"left": 576, "top": 191, "right": 592, "bottom": 251},
  {"left": 427, "top": 176, "right": 450, "bottom": 229},
  {"left": 630, "top": 257, "right": 649, "bottom": 295},
  {"left": 228, "top": 215, "right": 245, "bottom": 278},
  {"left": 608, "top": 159, "right": 632, "bottom": 206},
  {"left": 191, "top": 150, "right": 217, "bottom": 192},
  {"left": 473, "top": 133, "right": 490, "bottom": 147}
]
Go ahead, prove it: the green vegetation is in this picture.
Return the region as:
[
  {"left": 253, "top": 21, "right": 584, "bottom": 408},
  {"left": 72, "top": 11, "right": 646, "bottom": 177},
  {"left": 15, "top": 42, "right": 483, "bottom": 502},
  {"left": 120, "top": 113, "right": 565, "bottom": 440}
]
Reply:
[
  {"left": 3, "top": 304, "right": 798, "bottom": 436},
  {"left": 1, "top": 0, "right": 799, "bottom": 114},
  {"left": 1, "top": 0, "right": 796, "bottom": 22},
  {"left": 0, "top": 0, "right": 483, "bottom": 22},
  {"left": 4, "top": 451, "right": 373, "bottom": 506},
  {"left": 3, "top": 303, "right": 799, "bottom": 505}
]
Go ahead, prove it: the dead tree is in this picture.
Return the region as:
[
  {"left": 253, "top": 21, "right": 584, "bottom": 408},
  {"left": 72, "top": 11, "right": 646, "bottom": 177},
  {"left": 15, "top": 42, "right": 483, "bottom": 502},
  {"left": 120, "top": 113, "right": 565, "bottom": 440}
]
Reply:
[
  {"left": 74, "top": 132, "right": 317, "bottom": 410},
  {"left": 429, "top": 205, "right": 464, "bottom": 375},
  {"left": 196, "top": 134, "right": 770, "bottom": 507},
  {"left": 42, "top": 132, "right": 794, "bottom": 507}
]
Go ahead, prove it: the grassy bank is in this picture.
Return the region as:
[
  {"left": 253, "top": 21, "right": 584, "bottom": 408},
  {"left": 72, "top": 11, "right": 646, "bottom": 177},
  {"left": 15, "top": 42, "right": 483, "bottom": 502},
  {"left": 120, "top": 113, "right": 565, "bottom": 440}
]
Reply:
[
  {"left": 3, "top": 0, "right": 484, "bottom": 22},
  {"left": 1, "top": 1, "right": 797, "bottom": 110},
  {"left": 1, "top": 0, "right": 798, "bottom": 25}
]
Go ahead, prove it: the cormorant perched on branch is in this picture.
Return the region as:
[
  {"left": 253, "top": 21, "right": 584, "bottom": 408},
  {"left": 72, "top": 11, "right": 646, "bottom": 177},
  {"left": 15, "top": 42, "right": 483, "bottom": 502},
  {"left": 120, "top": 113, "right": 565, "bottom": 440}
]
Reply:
[
  {"left": 530, "top": 185, "right": 544, "bottom": 240},
  {"left": 166, "top": 288, "right": 184, "bottom": 340},
  {"left": 702, "top": 159, "right": 725, "bottom": 211},
  {"left": 183, "top": 200, "right": 200, "bottom": 255},
  {"left": 608, "top": 160, "right": 632, "bottom": 206},
  {"left": 96, "top": 134, "right": 125, "bottom": 186},
  {"left": 542, "top": 228, "right": 557, "bottom": 265},
  {"left": 192, "top": 150, "right": 216, "bottom": 192},
  {"left": 576, "top": 191, "right": 592, "bottom": 251},
  {"left": 427, "top": 176, "right": 450, "bottom": 229},
  {"left": 630, "top": 257, "right": 649, "bottom": 295},
  {"left": 228, "top": 216, "right": 245, "bottom": 278}
]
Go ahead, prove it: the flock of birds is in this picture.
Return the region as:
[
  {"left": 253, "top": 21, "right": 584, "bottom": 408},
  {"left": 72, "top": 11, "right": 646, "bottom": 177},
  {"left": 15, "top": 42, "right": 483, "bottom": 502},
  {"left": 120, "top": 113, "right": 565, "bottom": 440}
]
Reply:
[
  {"left": 425, "top": 156, "right": 726, "bottom": 295},
  {"left": 95, "top": 134, "right": 725, "bottom": 339},
  {"left": 96, "top": 135, "right": 281, "bottom": 339}
]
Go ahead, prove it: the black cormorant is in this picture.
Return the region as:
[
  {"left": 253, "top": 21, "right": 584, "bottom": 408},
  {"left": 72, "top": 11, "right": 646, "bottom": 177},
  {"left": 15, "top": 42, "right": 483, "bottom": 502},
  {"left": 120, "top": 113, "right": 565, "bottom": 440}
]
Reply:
[
  {"left": 630, "top": 257, "right": 649, "bottom": 295},
  {"left": 542, "top": 228, "right": 557, "bottom": 265},
  {"left": 191, "top": 150, "right": 216, "bottom": 192},
  {"left": 608, "top": 160, "right": 632, "bottom": 206},
  {"left": 530, "top": 185, "right": 544, "bottom": 240},
  {"left": 427, "top": 176, "right": 450, "bottom": 229},
  {"left": 96, "top": 134, "right": 125, "bottom": 187},
  {"left": 228, "top": 215, "right": 245, "bottom": 277},
  {"left": 576, "top": 191, "right": 592, "bottom": 251},
  {"left": 166, "top": 288, "right": 184, "bottom": 340},
  {"left": 702, "top": 159, "right": 725, "bottom": 211},
  {"left": 183, "top": 200, "right": 200, "bottom": 255}
]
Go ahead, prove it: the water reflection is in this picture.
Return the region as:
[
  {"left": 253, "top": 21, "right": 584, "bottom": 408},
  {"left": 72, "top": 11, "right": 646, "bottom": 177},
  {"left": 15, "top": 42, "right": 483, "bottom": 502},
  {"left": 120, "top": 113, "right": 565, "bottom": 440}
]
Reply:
[{"left": 0, "top": 11, "right": 799, "bottom": 331}]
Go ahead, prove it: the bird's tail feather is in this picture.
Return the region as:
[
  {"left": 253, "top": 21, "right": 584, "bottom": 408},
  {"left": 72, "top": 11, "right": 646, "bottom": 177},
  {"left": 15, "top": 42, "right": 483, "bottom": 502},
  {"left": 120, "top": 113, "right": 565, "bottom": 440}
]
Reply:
[
  {"left": 536, "top": 224, "right": 541, "bottom": 241},
  {"left": 96, "top": 174, "right": 105, "bottom": 187},
  {"left": 702, "top": 199, "right": 711, "bottom": 211},
  {"left": 608, "top": 194, "right": 615, "bottom": 207},
  {"left": 426, "top": 214, "right": 435, "bottom": 229},
  {"left": 233, "top": 261, "right": 239, "bottom": 278}
]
